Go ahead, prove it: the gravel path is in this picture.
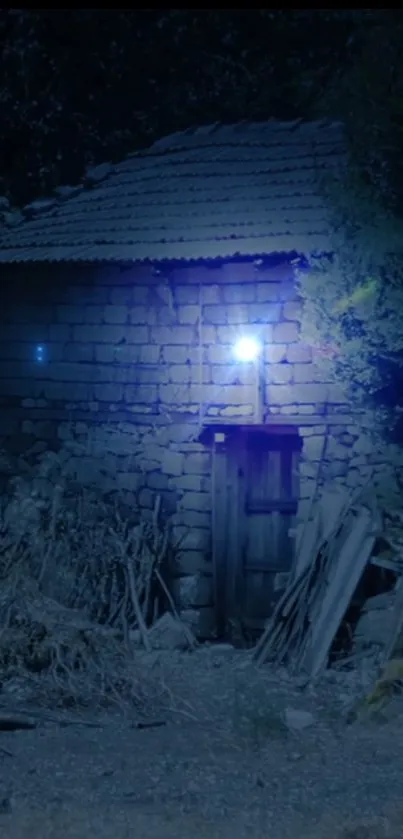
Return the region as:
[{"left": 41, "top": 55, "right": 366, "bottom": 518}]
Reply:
[{"left": 1, "top": 646, "right": 402, "bottom": 838}]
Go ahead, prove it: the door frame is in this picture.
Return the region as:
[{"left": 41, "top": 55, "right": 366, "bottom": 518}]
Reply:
[{"left": 208, "top": 424, "right": 301, "bottom": 637}]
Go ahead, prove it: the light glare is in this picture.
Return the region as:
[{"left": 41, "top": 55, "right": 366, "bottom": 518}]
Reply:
[{"left": 233, "top": 336, "right": 261, "bottom": 362}]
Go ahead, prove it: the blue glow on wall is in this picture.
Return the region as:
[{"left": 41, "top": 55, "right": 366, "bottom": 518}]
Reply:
[{"left": 35, "top": 344, "right": 45, "bottom": 363}]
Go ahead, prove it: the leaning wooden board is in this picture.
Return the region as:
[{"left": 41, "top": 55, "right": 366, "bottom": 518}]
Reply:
[{"left": 300, "top": 505, "right": 378, "bottom": 679}]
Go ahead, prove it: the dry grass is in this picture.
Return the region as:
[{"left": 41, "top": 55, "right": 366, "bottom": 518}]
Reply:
[{"left": 0, "top": 447, "right": 174, "bottom": 714}]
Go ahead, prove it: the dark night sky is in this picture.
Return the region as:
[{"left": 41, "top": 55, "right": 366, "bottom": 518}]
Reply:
[{"left": 0, "top": 9, "right": 388, "bottom": 206}]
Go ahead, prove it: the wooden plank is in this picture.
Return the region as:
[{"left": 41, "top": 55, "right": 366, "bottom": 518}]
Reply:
[
  {"left": 246, "top": 499, "right": 298, "bottom": 514},
  {"left": 225, "top": 438, "right": 246, "bottom": 627},
  {"left": 202, "top": 414, "right": 354, "bottom": 427},
  {"left": 300, "top": 506, "right": 377, "bottom": 679},
  {"left": 292, "top": 486, "right": 352, "bottom": 582},
  {"left": 380, "top": 577, "right": 403, "bottom": 666},
  {"left": 211, "top": 435, "right": 229, "bottom": 638}
]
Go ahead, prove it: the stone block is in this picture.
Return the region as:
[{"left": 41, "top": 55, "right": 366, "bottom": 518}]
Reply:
[
  {"left": 210, "top": 365, "right": 253, "bottom": 386},
  {"left": 151, "top": 326, "right": 195, "bottom": 345},
  {"left": 302, "top": 435, "right": 326, "bottom": 460},
  {"left": 156, "top": 306, "right": 176, "bottom": 325},
  {"left": 64, "top": 343, "right": 94, "bottom": 362},
  {"left": 132, "top": 285, "right": 152, "bottom": 304},
  {"left": 282, "top": 301, "right": 303, "bottom": 321},
  {"left": 168, "top": 364, "right": 209, "bottom": 384},
  {"left": 300, "top": 425, "right": 327, "bottom": 437},
  {"left": 183, "top": 453, "right": 211, "bottom": 475},
  {"left": 267, "top": 363, "right": 293, "bottom": 384},
  {"left": 292, "top": 383, "right": 328, "bottom": 404},
  {"left": 109, "top": 286, "right": 133, "bottom": 306},
  {"left": 265, "top": 344, "right": 287, "bottom": 363},
  {"left": 256, "top": 282, "right": 281, "bottom": 302},
  {"left": 202, "top": 305, "right": 229, "bottom": 324},
  {"left": 178, "top": 305, "right": 200, "bottom": 325},
  {"left": 222, "top": 283, "right": 255, "bottom": 303},
  {"left": 129, "top": 306, "right": 151, "bottom": 325},
  {"left": 172, "top": 510, "right": 211, "bottom": 529},
  {"left": 265, "top": 384, "right": 294, "bottom": 406},
  {"left": 138, "top": 487, "right": 154, "bottom": 509},
  {"left": 158, "top": 383, "right": 189, "bottom": 405},
  {"left": 180, "top": 607, "right": 215, "bottom": 639},
  {"left": 327, "top": 383, "right": 347, "bottom": 404},
  {"left": 93, "top": 384, "right": 123, "bottom": 402},
  {"left": 201, "top": 285, "right": 221, "bottom": 304},
  {"left": 175, "top": 551, "right": 211, "bottom": 575},
  {"left": 174, "top": 285, "right": 199, "bottom": 304},
  {"left": 226, "top": 305, "right": 251, "bottom": 325},
  {"left": 43, "top": 382, "right": 92, "bottom": 401},
  {"left": 118, "top": 472, "right": 141, "bottom": 492},
  {"left": 161, "top": 449, "right": 184, "bottom": 477},
  {"left": 124, "top": 385, "right": 158, "bottom": 403},
  {"left": 49, "top": 362, "right": 95, "bottom": 382},
  {"left": 247, "top": 303, "right": 282, "bottom": 323},
  {"left": 352, "top": 435, "right": 375, "bottom": 456},
  {"left": 179, "top": 491, "right": 210, "bottom": 512},
  {"left": 293, "top": 363, "right": 317, "bottom": 384},
  {"left": 300, "top": 461, "right": 320, "bottom": 479},
  {"left": 273, "top": 322, "right": 300, "bottom": 343},
  {"left": 326, "top": 438, "right": 351, "bottom": 460},
  {"left": 139, "top": 345, "right": 161, "bottom": 364},
  {"left": 280, "top": 404, "right": 316, "bottom": 415},
  {"left": 172, "top": 574, "right": 213, "bottom": 608},
  {"left": 85, "top": 305, "right": 104, "bottom": 324},
  {"left": 286, "top": 344, "right": 312, "bottom": 363},
  {"left": 146, "top": 471, "right": 168, "bottom": 491},
  {"left": 278, "top": 281, "right": 299, "bottom": 302},
  {"left": 205, "top": 384, "right": 254, "bottom": 405},
  {"left": 173, "top": 527, "right": 211, "bottom": 551},
  {"left": 345, "top": 468, "right": 362, "bottom": 489},
  {"left": 219, "top": 405, "right": 254, "bottom": 416},
  {"left": 174, "top": 475, "right": 209, "bottom": 492},
  {"left": 162, "top": 345, "right": 199, "bottom": 364},
  {"left": 207, "top": 345, "right": 233, "bottom": 364}
]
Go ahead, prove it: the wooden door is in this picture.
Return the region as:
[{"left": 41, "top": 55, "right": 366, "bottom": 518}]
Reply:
[{"left": 211, "top": 427, "right": 301, "bottom": 638}]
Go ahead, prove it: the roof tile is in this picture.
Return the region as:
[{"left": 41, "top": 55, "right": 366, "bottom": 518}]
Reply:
[{"left": 0, "top": 119, "right": 345, "bottom": 264}]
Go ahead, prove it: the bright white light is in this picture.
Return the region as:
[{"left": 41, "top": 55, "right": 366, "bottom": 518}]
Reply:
[{"left": 233, "top": 336, "right": 261, "bottom": 362}]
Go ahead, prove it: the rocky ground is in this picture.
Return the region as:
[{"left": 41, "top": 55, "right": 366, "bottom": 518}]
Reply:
[{"left": 1, "top": 643, "right": 403, "bottom": 839}]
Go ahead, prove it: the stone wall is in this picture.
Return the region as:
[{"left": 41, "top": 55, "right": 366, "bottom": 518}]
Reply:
[{"left": 0, "top": 257, "right": 398, "bottom": 635}]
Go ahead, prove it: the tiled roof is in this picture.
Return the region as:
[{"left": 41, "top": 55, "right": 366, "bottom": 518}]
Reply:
[{"left": 0, "top": 119, "right": 345, "bottom": 264}]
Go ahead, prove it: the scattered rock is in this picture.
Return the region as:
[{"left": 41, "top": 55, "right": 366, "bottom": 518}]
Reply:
[
  {"left": 284, "top": 707, "right": 315, "bottom": 731},
  {"left": 148, "top": 613, "right": 196, "bottom": 651}
]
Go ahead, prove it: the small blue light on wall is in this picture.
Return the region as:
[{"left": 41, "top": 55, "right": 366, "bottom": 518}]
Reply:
[{"left": 35, "top": 344, "right": 46, "bottom": 363}]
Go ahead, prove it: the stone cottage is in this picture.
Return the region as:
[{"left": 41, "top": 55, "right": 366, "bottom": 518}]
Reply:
[{"left": 0, "top": 119, "right": 379, "bottom": 639}]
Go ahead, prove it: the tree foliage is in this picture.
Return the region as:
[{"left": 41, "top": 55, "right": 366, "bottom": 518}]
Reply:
[
  {"left": 300, "top": 11, "right": 403, "bottom": 441},
  {"left": 0, "top": 9, "right": 368, "bottom": 204}
]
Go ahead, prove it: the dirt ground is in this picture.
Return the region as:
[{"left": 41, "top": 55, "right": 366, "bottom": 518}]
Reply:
[{"left": 1, "top": 645, "right": 402, "bottom": 839}]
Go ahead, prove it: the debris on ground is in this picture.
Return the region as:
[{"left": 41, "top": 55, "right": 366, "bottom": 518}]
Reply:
[
  {"left": 0, "top": 450, "right": 187, "bottom": 720},
  {"left": 253, "top": 485, "right": 403, "bottom": 700},
  {"left": 144, "top": 612, "right": 197, "bottom": 651},
  {"left": 284, "top": 707, "right": 315, "bottom": 731}
]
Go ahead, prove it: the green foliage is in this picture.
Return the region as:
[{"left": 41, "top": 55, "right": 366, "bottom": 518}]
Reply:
[
  {"left": 298, "top": 167, "right": 403, "bottom": 439},
  {"left": 300, "top": 11, "right": 403, "bottom": 441}
]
